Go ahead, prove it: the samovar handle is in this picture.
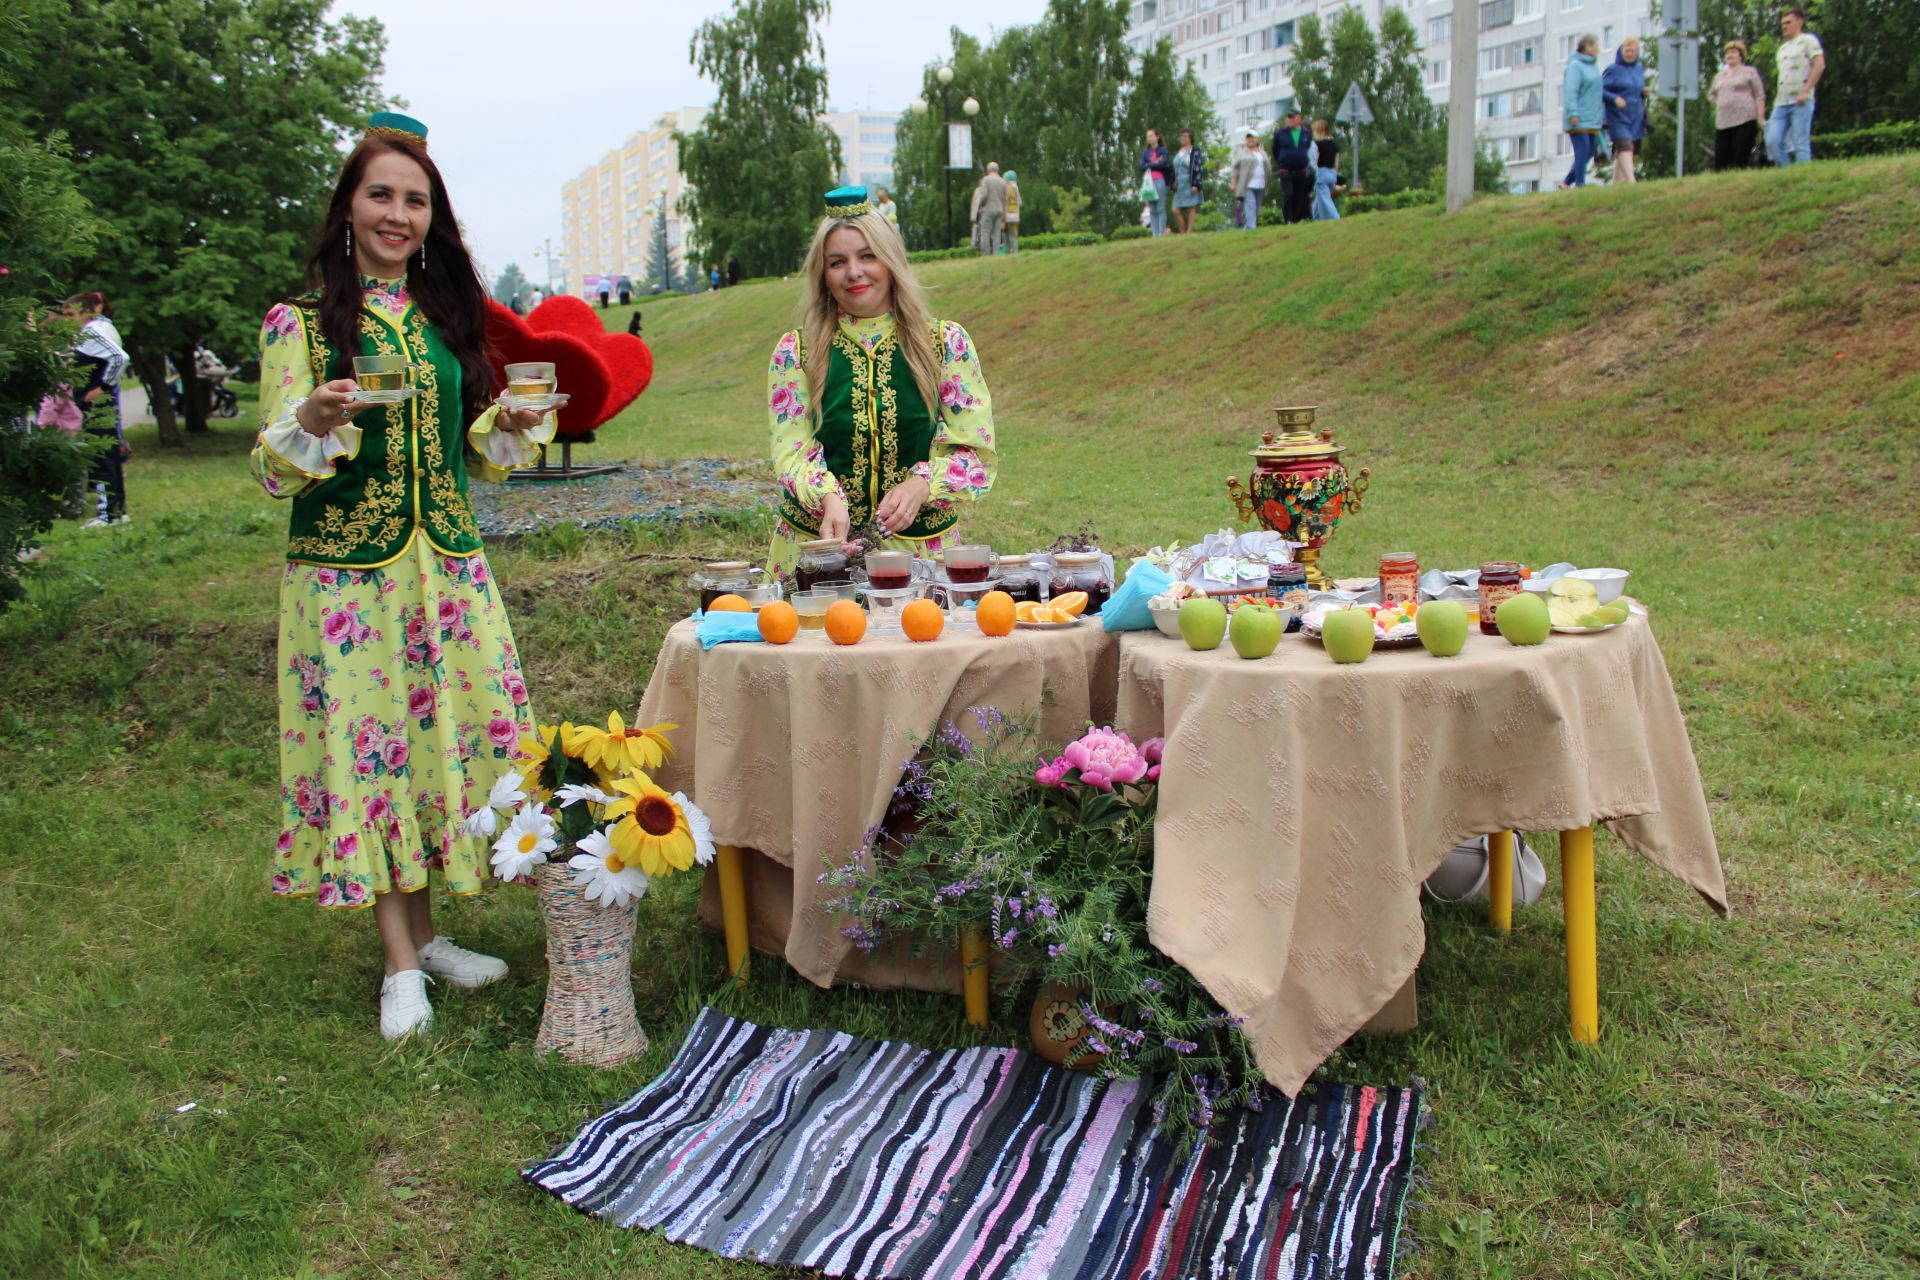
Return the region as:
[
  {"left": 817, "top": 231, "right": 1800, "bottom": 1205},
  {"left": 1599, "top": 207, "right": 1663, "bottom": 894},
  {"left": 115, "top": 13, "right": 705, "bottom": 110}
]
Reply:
[
  {"left": 1226, "top": 474, "right": 1254, "bottom": 522},
  {"left": 1346, "top": 466, "right": 1372, "bottom": 514}
]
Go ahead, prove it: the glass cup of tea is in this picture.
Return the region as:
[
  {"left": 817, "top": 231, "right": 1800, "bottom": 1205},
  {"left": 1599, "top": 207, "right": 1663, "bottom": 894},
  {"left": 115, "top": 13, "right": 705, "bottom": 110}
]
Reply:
[
  {"left": 792, "top": 589, "right": 838, "bottom": 634},
  {"left": 944, "top": 544, "right": 996, "bottom": 584},
  {"left": 502, "top": 361, "right": 564, "bottom": 412},
  {"left": 351, "top": 354, "right": 415, "bottom": 403},
  {"left": 864, "top": 551, "right": 914, "bottom": 592}
]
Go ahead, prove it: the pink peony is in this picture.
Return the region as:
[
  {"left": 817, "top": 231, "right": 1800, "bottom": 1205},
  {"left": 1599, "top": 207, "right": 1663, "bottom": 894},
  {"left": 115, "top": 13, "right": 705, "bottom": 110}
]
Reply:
[
  {"left": 486, "top": 716, "right": 518, "bottom": 747},
  {"left": 316, "top": 880, "right": 340, "bottom": 907},
  {"left": 437, "top": 598, "right": 460, "bottom": 629},
  {"left": 1060, "top": 727, "right": 1149, "bottom": 793},
  {"left": 382, "top": 740, "right": 409, "bottom": 771},
  {"left": 1146, "top": 764, "right": 1161, "bottom": 782},
  {"left": 354, "top": 756, "right": 377, "bottom": 777},
  {"left": 315, "top": 567, "right": 339, "bottom": 587},
  {"left": 353, "top": 722, "right": 381, "bottom": 754},
  {"left": 407, "top": 686, "right": 435, "bottom": 719},
  {"left": 366, "top": 793, "right": 393, "bottom": 824},
  {"left": 1141, "top": 737, "right": 1165, "bottom": 765},
  {"left": 406, "top": 614, "right": 428, "bottom": 644},
  {"left": 1034, "top": 755, "right": 1071, "bottom": 788},
  {"left": 321, "top": 608, "right": 353, "bottom": 646},
  {"left": 769, "top": 383, "right": 800, "bottom": 419},
  {"left": 342, "top": 881, "right": 368, "bottom": 905}
]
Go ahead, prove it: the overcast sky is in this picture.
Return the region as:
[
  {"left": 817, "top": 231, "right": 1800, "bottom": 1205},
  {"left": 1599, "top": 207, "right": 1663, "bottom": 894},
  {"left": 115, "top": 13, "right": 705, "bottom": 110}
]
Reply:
[{"left": 338, "top": 0, "right": 1048, "bottom": 282}]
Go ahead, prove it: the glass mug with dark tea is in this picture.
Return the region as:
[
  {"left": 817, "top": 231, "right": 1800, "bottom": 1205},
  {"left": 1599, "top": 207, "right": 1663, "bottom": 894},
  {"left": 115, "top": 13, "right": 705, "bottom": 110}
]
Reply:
[
  {"left": 943, "top": 544, "right": 995, "bottom": 584},
  {"left": 864, "top": 551, "right": 914, "bottom": 592}
]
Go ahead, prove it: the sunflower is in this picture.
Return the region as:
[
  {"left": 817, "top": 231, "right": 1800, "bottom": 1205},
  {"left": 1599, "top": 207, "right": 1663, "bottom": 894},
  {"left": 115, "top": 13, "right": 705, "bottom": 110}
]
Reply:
[
  {"left": 515, "top": 723, "right": 566, "bottom": 799},
  {"left": 603, "top": 776, "right": 698, "bottom": 876},
  {"left": 566, "top": 713, "right": 677, "bottom": 777}
]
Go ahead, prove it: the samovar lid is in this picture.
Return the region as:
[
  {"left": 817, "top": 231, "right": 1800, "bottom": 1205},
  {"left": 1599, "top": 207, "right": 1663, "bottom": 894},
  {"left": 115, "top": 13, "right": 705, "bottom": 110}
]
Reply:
[{"left": 1251, "top": 426, "right": 1343, "bottom": 460}]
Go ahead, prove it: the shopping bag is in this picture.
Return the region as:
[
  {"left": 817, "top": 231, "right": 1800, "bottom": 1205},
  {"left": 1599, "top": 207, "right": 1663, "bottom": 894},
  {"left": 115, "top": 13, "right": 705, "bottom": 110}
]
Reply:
[{"left": 1102, "top": 558, "right": 1175, "bottom": 632}]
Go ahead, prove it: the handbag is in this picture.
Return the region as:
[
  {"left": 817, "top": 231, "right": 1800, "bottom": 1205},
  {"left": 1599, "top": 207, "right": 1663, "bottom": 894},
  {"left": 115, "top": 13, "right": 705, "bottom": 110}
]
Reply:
[
  {"left": 1138, "top": 171, "right": 1158, "bottom": 203},
  {"left": 1749, "top": 134, "right": 1769, "bottom": 166}
]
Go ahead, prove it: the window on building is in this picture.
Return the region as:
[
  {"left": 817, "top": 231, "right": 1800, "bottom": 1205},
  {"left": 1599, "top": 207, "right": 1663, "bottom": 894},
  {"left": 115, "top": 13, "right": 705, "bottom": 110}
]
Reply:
[
  {"left": 859, "top": 131, "right": 892, "bottom": 145},
  {"left": 1428, "top": 14, "right": 1451, "bottom": 42},
  {"left": 1427, "top": 59, "right": 1449, "bottom": 85},
  {"left": 1558, "top": 33, "right": 1578, "bottom": 59},
  {"left": 1509, "top": 178, "right": 1540, "bottom": 193},
  {"left": 1602, "top": 24, "right": 1614, "bottom": 46},
  {"left": 1241, "top": 70, "right": 1253, "bottom": 91},
  {"left": 1216, "top": 79, "right": 1231, "bottom": 98},
  {"left": 1516, "top": 0, "right": 1542, "bottom": 16},
  {"left": 1481, "top": 87, "right": 1542, "bottom": 117},
  {"left": 1274, "top": 20, "right": 1294, "bottom": 45},
  {"left": 1499, "top": 134, "right": 1537, "bottom": 160},
  {"left": 1483, "top": 37, "right": 1542, "bottom": 72},
  {"left": 1480, "top": 0, "right": 1514, "bottom": 31},
  {"left": 1560, "top": 0, "right": 1582, "bottom": 11}
]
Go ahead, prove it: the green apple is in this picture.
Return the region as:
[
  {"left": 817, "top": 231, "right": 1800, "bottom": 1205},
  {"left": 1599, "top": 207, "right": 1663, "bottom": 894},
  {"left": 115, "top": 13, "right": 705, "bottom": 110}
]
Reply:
[
  {"left": 1596, "top": 603, "right": 1630, "bottom": 624},
  {"left": 1177, "top": 597, "right": 1228, "bottom": 651},
  {"left": 1229, "top": 604, "right": 1285, "bottom": 659},
  {"left": 1495, "top": 592, "right": 1551, "bottom": 645},
  {"left": 1577, "top": 611, "right": 1611, "bottom": 628},
  {"left": 1415, "top": 600, "right": 1469, "bottom": 656},
  {"left": 1321, "top": 608, "right": 1377, "bottom": 663}
]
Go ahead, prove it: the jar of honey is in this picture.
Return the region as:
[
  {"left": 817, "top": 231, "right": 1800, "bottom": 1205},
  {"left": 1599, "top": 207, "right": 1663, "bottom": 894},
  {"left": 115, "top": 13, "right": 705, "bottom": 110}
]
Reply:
[
  {"left": 1378, "top": 551, "right": 1419, "bottom": 606},
  {"left": 1477, "top": 561, "right": 1523, "bottom": 635}
]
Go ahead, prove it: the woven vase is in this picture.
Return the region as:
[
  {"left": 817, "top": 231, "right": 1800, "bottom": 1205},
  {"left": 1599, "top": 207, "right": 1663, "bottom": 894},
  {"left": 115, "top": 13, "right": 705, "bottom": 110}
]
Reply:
[{"left": 533, "top": 863, "right": 647, "bottom": 1067}]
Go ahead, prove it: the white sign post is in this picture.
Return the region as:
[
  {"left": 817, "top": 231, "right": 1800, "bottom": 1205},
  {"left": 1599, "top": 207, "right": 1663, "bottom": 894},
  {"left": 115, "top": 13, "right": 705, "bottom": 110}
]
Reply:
[
  {"left": 946, "top": 121, "right": 973, "bottom": 171},
  {"left": 1656, "top": 35, "right": 1701, "bottom": 177},
  {"left": 1335, "top": 82, "right": 1375, "bottom": 190}
]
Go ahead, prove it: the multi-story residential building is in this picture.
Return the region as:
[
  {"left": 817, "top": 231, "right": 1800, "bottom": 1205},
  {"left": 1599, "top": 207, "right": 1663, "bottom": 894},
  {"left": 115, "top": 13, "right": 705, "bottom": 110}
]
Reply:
[
  {"left": 1126, "top": 0, "right": 1655, "bottom": 195},
  {"left": 819, "top": 110, "right": 902, "bottom": 193},
  {"left": 559, "top": 107, "right": 705, "bottom": 296}
]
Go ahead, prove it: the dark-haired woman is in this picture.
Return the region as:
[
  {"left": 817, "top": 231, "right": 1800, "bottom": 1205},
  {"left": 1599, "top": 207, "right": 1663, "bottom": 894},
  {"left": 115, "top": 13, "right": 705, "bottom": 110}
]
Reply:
[{"left": 250, "top": 113, "right": 553, "bottom": 1041}]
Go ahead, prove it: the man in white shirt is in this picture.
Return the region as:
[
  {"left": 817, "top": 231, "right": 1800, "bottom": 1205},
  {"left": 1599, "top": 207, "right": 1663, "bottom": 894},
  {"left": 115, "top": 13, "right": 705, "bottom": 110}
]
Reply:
[{"left": 1765, "top": 8, "right": 1825, "bottom": 166}]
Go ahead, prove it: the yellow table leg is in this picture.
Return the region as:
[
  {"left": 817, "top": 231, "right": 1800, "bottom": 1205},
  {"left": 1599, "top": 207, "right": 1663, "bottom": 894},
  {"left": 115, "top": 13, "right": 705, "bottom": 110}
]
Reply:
[
  {"left": 960, "top": 923, "right": 990, "bottom": 1029},
  {"left": 714, "top": 843, "right": 750, "bottom": 986},
  {"left": 1559, "top": 825, "right": 1599, "bottom": 1044},
  {"left": 1487, "top": 830, "right": 1515, "bottom": 935}
]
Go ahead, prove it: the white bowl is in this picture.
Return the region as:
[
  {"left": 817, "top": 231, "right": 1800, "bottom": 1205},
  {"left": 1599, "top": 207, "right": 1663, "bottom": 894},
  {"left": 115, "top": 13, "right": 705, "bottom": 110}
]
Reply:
[
  {"left": 1148, "top": 600, "right": 1185, "bottom": 638},
  {"left": 1521, "top": 578, "right": 1553, "bottom": 597},
  {"left": 1565, "top": 567, "right": 1629, "bottom": 604}
]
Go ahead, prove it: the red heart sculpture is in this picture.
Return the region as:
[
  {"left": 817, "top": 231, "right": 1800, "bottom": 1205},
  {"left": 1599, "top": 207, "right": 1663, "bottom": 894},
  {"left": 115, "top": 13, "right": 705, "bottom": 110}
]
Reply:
[{"left": 484, "top": 298, "right": 653, "bottom": 439}]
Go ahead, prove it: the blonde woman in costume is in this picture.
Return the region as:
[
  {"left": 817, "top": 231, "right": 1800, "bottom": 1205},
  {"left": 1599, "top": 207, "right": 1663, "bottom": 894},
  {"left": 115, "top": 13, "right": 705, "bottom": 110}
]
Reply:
[{"left": 765, "top": 186, "right": 997, "bottom": 571}]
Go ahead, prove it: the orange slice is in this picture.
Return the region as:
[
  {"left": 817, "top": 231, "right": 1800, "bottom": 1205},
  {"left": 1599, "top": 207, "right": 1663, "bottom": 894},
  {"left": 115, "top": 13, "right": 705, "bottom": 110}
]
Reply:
[
  {"left": 1051, "top": 591, "right": 1089, "bottom": 617},
  {"left": 1015, "top": 601, "right": 1045, "bottom": 623}
]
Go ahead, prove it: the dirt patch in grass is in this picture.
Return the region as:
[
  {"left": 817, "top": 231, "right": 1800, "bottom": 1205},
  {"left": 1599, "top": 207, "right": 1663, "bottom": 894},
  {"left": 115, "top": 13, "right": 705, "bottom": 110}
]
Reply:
[{"left": 471, "top": 457, "right": 773, "bottom": 539}]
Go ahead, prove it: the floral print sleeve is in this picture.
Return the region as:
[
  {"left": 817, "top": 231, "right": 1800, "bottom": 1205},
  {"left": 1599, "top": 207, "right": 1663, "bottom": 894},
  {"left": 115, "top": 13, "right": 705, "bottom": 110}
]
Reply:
[
  {"left": 921, "top": 320, "right": 997, "bottom": 518},
  {"left": 767, "top": 329, "right": 846, "bottom": 520},
  {"left": 249, "top": 303, "right": 361, "bottom": 498}
]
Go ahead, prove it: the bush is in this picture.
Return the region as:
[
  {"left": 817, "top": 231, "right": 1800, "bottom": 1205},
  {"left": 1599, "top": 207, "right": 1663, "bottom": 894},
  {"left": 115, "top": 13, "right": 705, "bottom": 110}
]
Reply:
[
  {"left": 1344, "top": 187, "right": 1444, "bottom": 216},
  {"left": 1817, "top": 120, "right": 1920, "bottom": 159},
  {"left": 1016, "top": 232, "right": 1104, "bottom": 251},
  {"left": 1108, "top": 225, "right": 1151, "bottom": 241},
  {"left": 1193, "top": 208, "right": 1230, "bottom": 233},
  {"left": 0, "top": 423, "right": 103, "bottom": 605},
  {"left": 907, "top": 247, "right": 977, "bottom": 263}
]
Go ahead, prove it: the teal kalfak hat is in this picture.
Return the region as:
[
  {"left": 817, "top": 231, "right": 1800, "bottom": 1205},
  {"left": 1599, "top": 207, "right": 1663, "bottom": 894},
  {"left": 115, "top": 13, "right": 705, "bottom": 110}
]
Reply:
[
  {"left": 823, "top": 185, "right": 875, "bottom": 218},
  {"left": 366, "top": 111, "right": 429, "bottom": 148}
]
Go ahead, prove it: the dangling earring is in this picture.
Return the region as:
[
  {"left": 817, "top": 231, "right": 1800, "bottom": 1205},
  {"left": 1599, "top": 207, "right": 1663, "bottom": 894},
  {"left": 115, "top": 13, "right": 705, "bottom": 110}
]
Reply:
[
  {"left": 419, "top": 242, "right": 427, "bottom": 270},
  {"left": 345, "top": 225, "right": 352, "bottom": 258}
]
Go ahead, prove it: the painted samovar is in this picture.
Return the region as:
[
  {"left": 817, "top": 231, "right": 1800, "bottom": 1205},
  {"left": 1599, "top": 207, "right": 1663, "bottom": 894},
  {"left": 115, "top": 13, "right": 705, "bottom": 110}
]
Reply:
[{"left": 1226, "top": 405, "right": 1370, "bottom": 590}]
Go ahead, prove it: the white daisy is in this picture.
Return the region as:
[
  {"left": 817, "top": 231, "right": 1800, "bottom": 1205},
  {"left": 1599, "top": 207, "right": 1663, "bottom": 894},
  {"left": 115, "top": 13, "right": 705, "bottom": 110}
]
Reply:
[
  {"left": 553, "top": 782, "right": 615, "bottom": 809},
  {"left": 463, "top": 805, "right": 499, "bottom": 839},
  {"left": 488, "top": 771, "right": 528, "bottom": 812},
  {"left": 568, "top": 828, "right": 650, "bottom": 908},
  {"left": 675, "top": 791, "right": 717, "bottom": 867},
  {"left": 490, "top": 805, "right": 558, "bottom": 881}
]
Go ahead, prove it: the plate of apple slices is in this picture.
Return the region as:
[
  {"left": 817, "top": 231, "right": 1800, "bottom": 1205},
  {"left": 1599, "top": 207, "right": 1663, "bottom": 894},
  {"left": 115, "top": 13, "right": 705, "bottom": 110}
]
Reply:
[{"left": 1546, "top": 578, "right": 1631, "bottom": 633}]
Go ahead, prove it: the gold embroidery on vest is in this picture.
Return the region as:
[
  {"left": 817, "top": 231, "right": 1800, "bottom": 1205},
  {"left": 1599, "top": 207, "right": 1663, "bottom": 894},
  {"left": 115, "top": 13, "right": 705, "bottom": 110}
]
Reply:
[
  {"left": 873, "top": 338, "right": 903, "bottom": 501},
  {"left": 403, "top": 310, "right": 481, "bottom": 546},
  {"left": 286, "top": 311, "right": 410, "bottom": 560},
  {"left": 832, "top": 328, "right": 874, "bottom": 524}
]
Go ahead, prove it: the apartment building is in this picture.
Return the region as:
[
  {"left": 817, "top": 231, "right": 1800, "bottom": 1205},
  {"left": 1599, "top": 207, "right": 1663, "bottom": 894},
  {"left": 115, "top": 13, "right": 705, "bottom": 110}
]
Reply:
[
  {"left": 1126, "top": 0, "right": 1656, "bottom": 194},
  {"left": 559, "top": 106, "right": 706, "bottom": 296},
  {"left": 819, "top": 110, "right": 902, "bottom": 193}
]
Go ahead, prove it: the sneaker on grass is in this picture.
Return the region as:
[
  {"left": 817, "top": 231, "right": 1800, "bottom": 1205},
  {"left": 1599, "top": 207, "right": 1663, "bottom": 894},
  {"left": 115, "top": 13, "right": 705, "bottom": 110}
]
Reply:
[
  {"left": 417, "top": 935, "right": 508, "bottom": 988},
  {"left": 379, "top": 969, "right": 434, "bottom": 1041}
]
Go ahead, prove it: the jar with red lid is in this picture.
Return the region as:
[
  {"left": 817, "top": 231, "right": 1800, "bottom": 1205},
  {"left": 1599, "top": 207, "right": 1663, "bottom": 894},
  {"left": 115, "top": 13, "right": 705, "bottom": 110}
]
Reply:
[
  {"left": 1378, "top": 551, "right": 1419, "bottom": 606},
  {"left": 1477, "top": 561, "right": 1523, "bottom": 635}
]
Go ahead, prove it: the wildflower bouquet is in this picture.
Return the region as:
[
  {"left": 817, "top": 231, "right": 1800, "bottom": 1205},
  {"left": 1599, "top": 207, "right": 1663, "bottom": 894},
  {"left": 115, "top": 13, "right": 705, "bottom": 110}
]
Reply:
[
  {"left": 820, "top": 709, "right": 1262, "bottom": 1149},
  {"left": 466, "top": 711, "right": 714, "bottom": 907}
]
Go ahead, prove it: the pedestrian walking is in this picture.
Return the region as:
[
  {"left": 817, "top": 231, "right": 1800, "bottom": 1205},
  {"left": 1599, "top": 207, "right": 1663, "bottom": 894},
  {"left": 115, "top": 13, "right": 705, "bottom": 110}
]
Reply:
[
  {"left": 1230, "top": 128, "right": 1269, "bottom": 230},
  {"left": 598, "top": 278, "right": 611, "bottom": 309},
  {"left": 1139, "top": 129, "right": 1171, "bottom": 237},
  {"left": 67, "top": 292, "right": 131, "bottom": 527},
  {"left": 874, "top": 186, "right": 899, "bottom": 224},
  {"left": 1560, "top": 35, "right": 1605, "bottom": 188},
  {"left": 972, "top": 163, "right": 1008, "bottom": 256},
  {"left": 1603, "top": 39, "right": 1650, "bottom": 183},
  {"left": 1002, "top": 171, "right": 1021, "bottom": 252},
  {"left": 1271, "top": 110, "right": 1315, "bottom": 224},
  {"left": 1170, "top": 129, "right": 1203, "bottom": 234},
  {"left": 1310, "top": 120, "right": 1341, "bottom": 221},
  {"left": 1765, "top": 8, "right": 1825, "bottom": 166},
  {"left": 1708, "top": 41, "right": 1768, "bottom": 170},
  {"left": 726, "top": 254, "right": 743, "bottom": 287}
]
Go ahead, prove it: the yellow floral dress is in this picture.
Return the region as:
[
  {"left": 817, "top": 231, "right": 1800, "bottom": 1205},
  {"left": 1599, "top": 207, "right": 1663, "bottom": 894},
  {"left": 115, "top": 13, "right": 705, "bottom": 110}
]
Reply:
[
  {"left": 251, "top": 277, "right": 554, "bottom": 908},
  {"left": 766, "top": 312, "right": 996, "bottom": 570}
]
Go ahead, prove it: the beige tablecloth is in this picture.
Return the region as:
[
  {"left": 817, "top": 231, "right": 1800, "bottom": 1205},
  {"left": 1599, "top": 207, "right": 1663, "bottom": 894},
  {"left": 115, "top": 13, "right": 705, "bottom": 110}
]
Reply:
[
  {"left": 636, "top": 619, "right": 1121, "bottom": 986},
  {"left": 1114, "top": 617, "right": 1728, "bottom": 1094}
]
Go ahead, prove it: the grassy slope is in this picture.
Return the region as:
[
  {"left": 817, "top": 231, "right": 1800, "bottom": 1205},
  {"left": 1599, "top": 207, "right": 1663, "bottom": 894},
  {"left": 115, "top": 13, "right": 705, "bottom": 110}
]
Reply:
[{"left": 3, "top": 157, "right": 1916, "bottom": 1279}]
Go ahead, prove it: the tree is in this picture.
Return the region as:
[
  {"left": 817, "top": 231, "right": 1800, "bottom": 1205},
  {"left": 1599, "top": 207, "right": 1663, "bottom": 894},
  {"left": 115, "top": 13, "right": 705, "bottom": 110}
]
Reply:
[
  {"left": 676, "top": 0, "right": 841, "bottom": 279},
  {"left": 0, "top": 2, "right": 109, "bottom": 603},
  {"left": 642, "top": 207, "right": 679, "bottom": 294},
  {"left": 492, "top": 262, "right": 530, "bottom": 307},
  {"left": 3, "top": 0, "right": 387, "bottom": 447}
]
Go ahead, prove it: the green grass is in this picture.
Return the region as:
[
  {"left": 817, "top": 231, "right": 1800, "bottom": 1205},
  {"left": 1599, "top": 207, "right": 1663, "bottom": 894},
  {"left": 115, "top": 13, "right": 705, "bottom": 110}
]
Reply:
[{"left": 4, "top": 156, "right": 1918, "bottom": 1278}]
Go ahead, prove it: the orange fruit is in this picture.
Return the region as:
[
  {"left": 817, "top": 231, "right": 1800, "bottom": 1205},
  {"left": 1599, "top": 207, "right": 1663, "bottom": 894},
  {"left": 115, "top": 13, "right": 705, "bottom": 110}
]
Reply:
[
  {"left": 1044, "top": 606, "right": 1076, "bottom": 623},
  {"left": 976, "top": 590, "right": 1016, "bottom": 637},
  {"left": 824, "top": 599, "right": 867, "bottom": 645},
  {"left": 708, "top": 594, "right": 751, "bottom": 612},
  {"left": 1015, "top": 601, "right": 1044, "bottom": 623},
  {"left": 757, "top": 600, "right": 799, "bottom": 644},
  {"left": 901, "top": 599, "right": 944, "bottom": 643},
  {"left": 1051, "top": 591, "right": 1089, "bottom": 617}
]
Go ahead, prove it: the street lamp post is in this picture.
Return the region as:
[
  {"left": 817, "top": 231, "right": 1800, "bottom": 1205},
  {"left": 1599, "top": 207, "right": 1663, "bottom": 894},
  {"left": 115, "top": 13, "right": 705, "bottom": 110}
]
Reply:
[{"left": 918, "top": 64, "right": 981, "bottom": 251}]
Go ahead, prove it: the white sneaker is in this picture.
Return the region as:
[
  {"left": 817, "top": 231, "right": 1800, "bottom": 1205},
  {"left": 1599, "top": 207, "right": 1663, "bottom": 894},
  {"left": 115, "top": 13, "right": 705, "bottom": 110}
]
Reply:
[
  {"left": 379, "top": 969, "right": 434, "bottom": 1040},
  {"left": 83, "top": 516, "right": 111, "bottom": 529},
  {"left": 111, "top": 514, "right": 131, "bottom": 525},
  {"left": 417, "top": 935, "right": 508, "bottom": 989}
]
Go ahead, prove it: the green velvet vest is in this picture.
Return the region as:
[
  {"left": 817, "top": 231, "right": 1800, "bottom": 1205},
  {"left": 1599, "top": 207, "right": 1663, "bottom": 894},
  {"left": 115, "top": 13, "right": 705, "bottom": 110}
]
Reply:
[
  {"left": 282, "top": 291, "right": 483, "bottom": 567},
  {"left": 778, "top": 321, "right": 957, "bottom": 541}
]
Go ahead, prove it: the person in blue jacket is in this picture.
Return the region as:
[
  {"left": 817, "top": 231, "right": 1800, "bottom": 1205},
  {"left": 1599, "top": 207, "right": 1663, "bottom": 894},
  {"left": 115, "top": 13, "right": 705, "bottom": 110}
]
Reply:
[
  {"left": 1560, "top": 34, "right": 1605, "bottom": 188},
  {"left": 1602, "top": 38, "right": 1650, "bottom": 183},
  {"left": 1270, "top": 109, "right": 1316, "bottom": 224}
]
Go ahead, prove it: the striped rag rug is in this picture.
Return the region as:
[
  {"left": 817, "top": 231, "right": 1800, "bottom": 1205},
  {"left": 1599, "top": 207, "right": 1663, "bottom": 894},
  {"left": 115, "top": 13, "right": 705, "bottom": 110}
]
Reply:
[{"left": 523, "top": 1007, "right": 1424, "bottom": 1279}]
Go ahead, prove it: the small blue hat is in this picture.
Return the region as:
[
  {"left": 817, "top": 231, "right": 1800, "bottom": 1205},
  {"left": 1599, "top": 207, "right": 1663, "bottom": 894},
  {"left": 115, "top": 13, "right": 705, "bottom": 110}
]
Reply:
[
  {"left": 366, "top": 111, "right": 429, "bottom": 148},
  {"left": 823, "top": 185, "right": 875, "bottom": 218}
]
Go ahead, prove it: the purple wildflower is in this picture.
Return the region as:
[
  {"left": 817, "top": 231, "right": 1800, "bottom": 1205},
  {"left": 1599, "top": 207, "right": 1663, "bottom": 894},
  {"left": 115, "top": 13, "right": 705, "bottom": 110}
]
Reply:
[{"left": 1164, "top": 1037, "right": 1199, "bottom": 1055}]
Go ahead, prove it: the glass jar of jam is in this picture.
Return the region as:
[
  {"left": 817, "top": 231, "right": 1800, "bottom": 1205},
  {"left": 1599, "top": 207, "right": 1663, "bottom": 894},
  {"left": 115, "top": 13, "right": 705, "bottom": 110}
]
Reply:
[
  {"left": 1477, "top": 561, "right": 1523, "bottom": 635},
  {"left": 1050, "top": 551, "right": 1114, "bottom": 615},
  {"left": 1379, "top": 551, "right": 1419, "bottom": 606},
  {"left": 996, "top": 553, "right": 1043, "bottom": 603},
  {"left": 696, "top": 560, "right": 753, "bottom": 612},
  {"left": 1266, "top": 560, "right": 1309, "bottom": 628},
  {"left": 793, "top": 538, "right": 849, "bottom": 593}
]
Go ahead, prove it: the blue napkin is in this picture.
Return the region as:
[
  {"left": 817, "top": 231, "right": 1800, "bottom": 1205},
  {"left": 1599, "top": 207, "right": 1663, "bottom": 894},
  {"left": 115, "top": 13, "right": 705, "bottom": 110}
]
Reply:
[
  {"left": 1102, "top": 559, "right": 1175, "bottom": 632},
  {"left": 694, "top": 610, "right": 767, "bottom": 649}
]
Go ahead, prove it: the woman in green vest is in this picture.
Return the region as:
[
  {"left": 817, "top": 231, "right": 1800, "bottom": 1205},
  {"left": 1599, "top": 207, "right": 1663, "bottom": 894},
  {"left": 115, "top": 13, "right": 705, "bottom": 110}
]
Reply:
[
  {"left": 766, "top": 186, "right": 998, "bottom": 571},
  {"left": 249, "top": 113, "right": 554, "bottom": 1041}
]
